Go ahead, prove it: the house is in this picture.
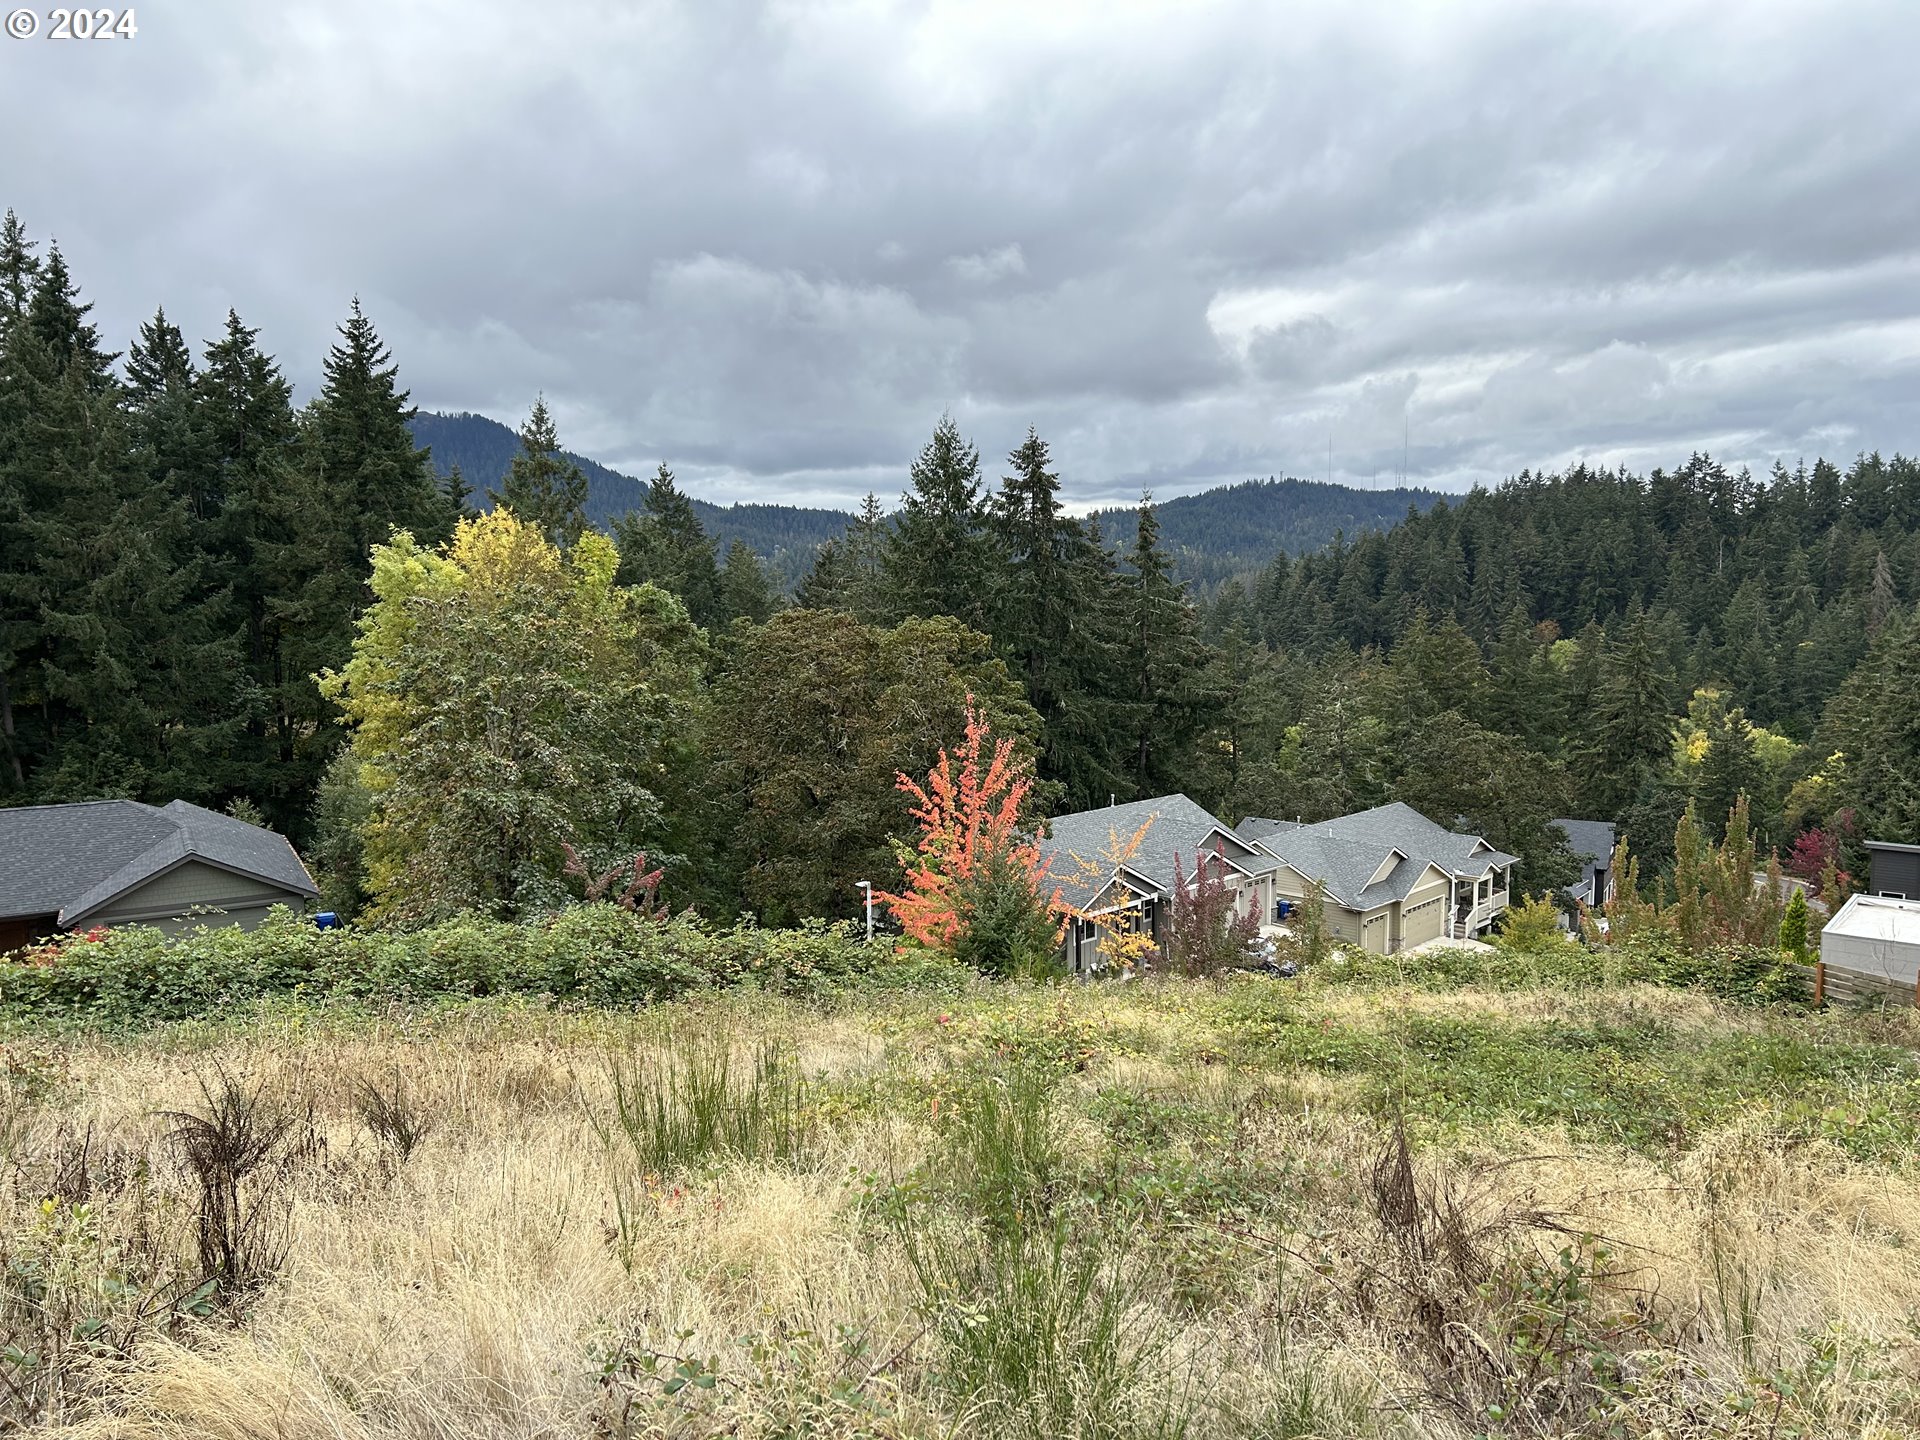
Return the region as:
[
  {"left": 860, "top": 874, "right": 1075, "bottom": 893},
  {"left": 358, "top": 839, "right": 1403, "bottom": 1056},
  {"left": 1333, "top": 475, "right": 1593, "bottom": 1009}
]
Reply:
[
  {"left": 1039, "top": 794, "right": 1288, "bottom": 973},
  {"left": 1865, "top": 841, "right": 1920, "bottom": 901},
  {"left": 0, "top": 800, "right": 318, "bottom": 952},
  {"left": 1237, "top": 802, "right": 1520, "bottom": 951},
  {"left": 1820, "top": 893, "right": 1920, "bottom": 987},
  {"left": 1552, "top": 818, "right": 1616, "bottom": 918},
  {"left": 1041, "top": 795, "right": 1522, "bottom": 970}
]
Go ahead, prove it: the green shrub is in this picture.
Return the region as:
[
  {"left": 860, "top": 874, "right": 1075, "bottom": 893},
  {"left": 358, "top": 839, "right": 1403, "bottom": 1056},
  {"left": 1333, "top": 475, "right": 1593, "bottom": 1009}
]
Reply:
[
  {"left": 1323, "top": 940, "right": 1608, "bottom": 992},
  {"left": 950, "top": 847, "right": 1062, "bottom": 978},
  {"left": 1610, "top": 934, "right": 1805, "bottom": 1005},
  {"left": 0, "top": 907, "right": 898, "bottom": 1027},
  {"left": 1494, "top": 893, "right": 1565, "bottom": 952},
  {"left": 1779, "top": 888, "right": 1812, "bottom": 966}
]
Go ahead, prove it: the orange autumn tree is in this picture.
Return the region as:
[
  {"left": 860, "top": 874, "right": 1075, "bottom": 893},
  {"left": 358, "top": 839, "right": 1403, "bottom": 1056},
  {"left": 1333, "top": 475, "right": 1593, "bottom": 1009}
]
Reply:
[{"left": 879, "top": 699, "right": 1063, "bottom": 974}]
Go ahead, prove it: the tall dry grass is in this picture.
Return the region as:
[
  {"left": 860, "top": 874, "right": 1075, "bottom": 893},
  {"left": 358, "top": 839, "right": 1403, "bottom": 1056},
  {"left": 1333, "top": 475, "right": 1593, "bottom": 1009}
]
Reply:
[{"left": 0, "top": 982, "right": 1909, "bottom": 1438}]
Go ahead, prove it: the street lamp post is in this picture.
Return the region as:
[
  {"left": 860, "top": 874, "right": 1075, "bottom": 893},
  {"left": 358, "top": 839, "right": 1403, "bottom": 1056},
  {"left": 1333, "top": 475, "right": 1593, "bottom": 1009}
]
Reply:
[{"left": 855, "top": 879, "right": 874, "bottom": 943}]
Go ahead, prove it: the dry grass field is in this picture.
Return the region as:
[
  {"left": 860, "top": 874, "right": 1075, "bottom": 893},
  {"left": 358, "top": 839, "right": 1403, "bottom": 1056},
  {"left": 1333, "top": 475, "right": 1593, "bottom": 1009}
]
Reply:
[{"left": 3, "top": 959, "right": 1918, "bottom": 1438}]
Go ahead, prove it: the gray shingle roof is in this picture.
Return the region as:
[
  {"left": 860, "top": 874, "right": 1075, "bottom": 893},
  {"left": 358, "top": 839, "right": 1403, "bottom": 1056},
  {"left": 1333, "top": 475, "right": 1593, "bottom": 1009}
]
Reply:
[
  {"left": 1241, "top": 802, "right": 1519, "bottom": 911},
  {"left": 1039, "top": 794, "right": 1262, "bottom": 909},
  {"left": 0, "top": 799, "right": 316, "bottom": 925},
  {"left": 1234, "top": 816, "right": 1299, "bottom": 846},
  {"left": 1551, "top": 818, "right": 1615, "bottom": 902},
  {"left": 1552, "top": 818, "right": 1616, "bottom": 867}
]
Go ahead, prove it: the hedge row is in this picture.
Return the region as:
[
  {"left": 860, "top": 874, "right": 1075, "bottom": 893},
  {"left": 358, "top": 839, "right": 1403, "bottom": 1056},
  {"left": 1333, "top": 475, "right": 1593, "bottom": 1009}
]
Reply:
[
  {"left": 0, "top": 906, "right": 921, "bottom": 1026},
  {"left": 1323, "top": 932, "right": 1806, "bottom": 1004}
]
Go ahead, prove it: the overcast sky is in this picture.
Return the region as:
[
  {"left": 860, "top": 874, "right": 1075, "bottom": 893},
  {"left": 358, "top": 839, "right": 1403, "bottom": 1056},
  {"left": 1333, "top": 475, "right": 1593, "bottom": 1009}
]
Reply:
[{"left": 6, "top": 0, "right": 1918, "bottom": 508}]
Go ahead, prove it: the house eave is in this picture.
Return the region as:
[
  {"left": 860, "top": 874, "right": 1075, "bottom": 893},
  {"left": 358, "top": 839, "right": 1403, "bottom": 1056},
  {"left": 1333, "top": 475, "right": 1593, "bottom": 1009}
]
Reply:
[{"left": 61, "top": 853, "right": 317, "bottom": 927}]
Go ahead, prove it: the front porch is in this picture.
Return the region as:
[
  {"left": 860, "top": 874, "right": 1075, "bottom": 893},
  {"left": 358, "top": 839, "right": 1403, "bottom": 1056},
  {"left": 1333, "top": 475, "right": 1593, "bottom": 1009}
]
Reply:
[
  {"left": 1063, "top": 896, "right": 1158, "bottom": 974},
  {"left": 1449, "top": 868, "right": 1512, "bottom": 939}
]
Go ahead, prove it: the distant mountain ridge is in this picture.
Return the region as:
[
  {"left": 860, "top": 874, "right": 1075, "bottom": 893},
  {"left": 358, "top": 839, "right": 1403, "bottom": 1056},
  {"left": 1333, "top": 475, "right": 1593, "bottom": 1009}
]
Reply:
[
  {"left": 1094, "top": 477, "right": 1444, "bottom": 589},
  {"left": 408, "top": 411, "right": 849, "bottom": 583},
  {"left": 410, "top": 410, "right": 1445, "bottom": 592}
]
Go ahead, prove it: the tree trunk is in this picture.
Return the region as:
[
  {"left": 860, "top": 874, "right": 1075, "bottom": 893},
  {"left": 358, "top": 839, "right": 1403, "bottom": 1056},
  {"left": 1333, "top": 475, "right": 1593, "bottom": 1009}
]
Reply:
[{"left": 0, "top": 667, "right": 22, "bottom": 788}]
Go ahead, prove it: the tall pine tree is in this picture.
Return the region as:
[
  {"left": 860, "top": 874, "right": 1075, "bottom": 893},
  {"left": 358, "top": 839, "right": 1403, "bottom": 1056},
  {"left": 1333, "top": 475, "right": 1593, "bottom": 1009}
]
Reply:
[
  {"left": 879, "top": 414, "right": 992, "bottom": 629},
  {"left": 1, "top": 241, "right": 232, "bottom": 799},
  {"left": 304, "top": 298, "right": 454, "bottom": 568},
  {"left": 986, "top": 428, "right": 1126, "bottom": 807},
  {"left": 1589, "top": 607, "right": 1677, "bottom": 815},
  {"left": 612, "top": 464, "right": 723, "bottom": 627},
  {"left": 1119, "top": 495, "right": 1210, "bottom": 797},
  {"left": 0, "top": 211, "right": 42, "bottom": 791},
  {"left": 195, "top": 310, "right": 323, "bottom": 826},
  {"left": 489, "top": 395, "right": 588, "bottom": 550},
  {"left": 840, "top": 493, "right": 889, "bottom": 622},
  {"left": 275, "top": 300, "right": 454, "bottom": 817},
  {"left": 718, "top": 539, "right": 779, "bottom": 623}
]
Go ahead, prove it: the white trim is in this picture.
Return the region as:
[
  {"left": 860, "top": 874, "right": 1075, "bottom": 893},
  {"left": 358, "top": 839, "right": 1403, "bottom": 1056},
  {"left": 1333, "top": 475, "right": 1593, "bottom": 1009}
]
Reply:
[{"left": 1365, "top": 848, "right": 1408, "bottom": 888}]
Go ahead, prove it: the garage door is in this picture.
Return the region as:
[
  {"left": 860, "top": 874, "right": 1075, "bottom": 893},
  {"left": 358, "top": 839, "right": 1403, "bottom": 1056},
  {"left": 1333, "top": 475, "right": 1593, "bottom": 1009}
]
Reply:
[
  {"left": 1362, "top": 911, "right": 1390, "bottom": 953},
  {"left": 1402, "top": 895, "right": 1445, "bottom": 947}
]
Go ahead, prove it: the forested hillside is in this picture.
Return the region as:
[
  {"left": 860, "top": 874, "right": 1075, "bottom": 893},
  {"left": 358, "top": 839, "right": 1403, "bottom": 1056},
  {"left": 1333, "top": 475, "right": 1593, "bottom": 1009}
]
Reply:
[
  {"left": 3, "top": 203, "right": 1917, "bottom": 931},
  {"left": 1093, "top": 476, "right": 1442, "bottom": 589},
  {"left": 1205, "top": 455, "right": 1920, "bottom": 873},
  {"left": 1221, "top": 457, "right": 1919, "bottom": 741},
  {"left": 421, "top": 412, "right": 1442, "bottom": 593},
  {"left": 409, "top": 410, "right": 847, "bottom": 587}
]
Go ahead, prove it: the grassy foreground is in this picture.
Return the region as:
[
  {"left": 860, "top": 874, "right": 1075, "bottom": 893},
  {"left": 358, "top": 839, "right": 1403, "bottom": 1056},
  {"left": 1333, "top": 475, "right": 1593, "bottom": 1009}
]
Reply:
[{"left": 2, "top": 949, "right": 1918, "bottom": 1438}]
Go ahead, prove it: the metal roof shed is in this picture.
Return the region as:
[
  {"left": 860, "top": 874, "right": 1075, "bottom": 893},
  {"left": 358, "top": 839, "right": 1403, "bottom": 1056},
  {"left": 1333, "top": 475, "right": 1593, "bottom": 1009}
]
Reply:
[{"left": 1821, "top": 894, "right": 1920, "bottom": 986}]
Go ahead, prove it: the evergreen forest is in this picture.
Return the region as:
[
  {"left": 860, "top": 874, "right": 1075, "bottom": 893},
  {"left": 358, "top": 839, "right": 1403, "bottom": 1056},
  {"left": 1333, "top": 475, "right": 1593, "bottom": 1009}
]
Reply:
[{"left": 3, "top": 209, "right": 1916, "bottom": 925}]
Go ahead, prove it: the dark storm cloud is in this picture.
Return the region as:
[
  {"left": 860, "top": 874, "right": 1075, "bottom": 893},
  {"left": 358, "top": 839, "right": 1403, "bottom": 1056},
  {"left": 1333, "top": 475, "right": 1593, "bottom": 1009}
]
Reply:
[{"left": 5, "top": 0, "right": 1918, "bottom": 508}]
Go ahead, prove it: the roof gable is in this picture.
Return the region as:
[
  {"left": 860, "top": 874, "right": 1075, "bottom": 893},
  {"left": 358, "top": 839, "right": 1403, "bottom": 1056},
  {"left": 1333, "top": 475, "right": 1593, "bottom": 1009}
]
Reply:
[
  {"left": 1040, "top": 794, "right": 1247, "bottom": 900},
  {"left": 1552, "top": 818, "right": 1617, "bottom": 891},
  {"left": 1253, "top": 803, "right": 1518, "bottom": 905},
  {"left": 1305, "top": 802, "right": 1518, "bottom": 878},
  {"left": 1365, "top": 848, "right": 1408, "bottom": 888},
  {"left": 1077, "top": 870, "right": 1159, "bottom": 916}
]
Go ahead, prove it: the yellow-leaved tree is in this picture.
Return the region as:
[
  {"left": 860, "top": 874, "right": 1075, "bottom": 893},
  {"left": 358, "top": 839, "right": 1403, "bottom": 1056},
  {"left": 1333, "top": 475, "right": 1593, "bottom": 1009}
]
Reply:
[{"left": 318, "top": 511, "right": 703, "bottom": 922}]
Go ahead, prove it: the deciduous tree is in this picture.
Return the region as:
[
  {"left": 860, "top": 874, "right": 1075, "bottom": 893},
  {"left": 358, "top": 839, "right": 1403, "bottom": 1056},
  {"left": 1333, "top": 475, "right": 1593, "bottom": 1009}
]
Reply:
[
  {"left": 320, "top": 511, "right": 702, "bottom": 922},
  {"left": 710, "top": 610, "right": 1043, "bottom": 925},
  {"left": 881, "top": 700, "right": 1060, "bottom": 975}
]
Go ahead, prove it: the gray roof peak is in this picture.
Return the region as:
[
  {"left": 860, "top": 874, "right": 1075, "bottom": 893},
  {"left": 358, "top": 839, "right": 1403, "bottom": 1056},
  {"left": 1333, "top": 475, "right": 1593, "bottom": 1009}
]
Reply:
[
  {"left": 1250, "top": 803, "right": 1518, "bottom": 910},
  {"left": 1040, "top": 793, "right": 1264, "bottom": 909}
]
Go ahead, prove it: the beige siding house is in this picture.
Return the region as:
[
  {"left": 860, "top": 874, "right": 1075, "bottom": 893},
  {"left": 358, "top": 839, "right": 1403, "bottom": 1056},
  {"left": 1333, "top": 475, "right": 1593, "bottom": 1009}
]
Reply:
[
  {"left": 1237, "top": 803, "right": 1519, "bottom": 952},
  {"left": 0, "top": 800, "right": 317, "bottom": 951},
  {"left": 1039, "top": 794, "right": 1523, "bottom": 970}
]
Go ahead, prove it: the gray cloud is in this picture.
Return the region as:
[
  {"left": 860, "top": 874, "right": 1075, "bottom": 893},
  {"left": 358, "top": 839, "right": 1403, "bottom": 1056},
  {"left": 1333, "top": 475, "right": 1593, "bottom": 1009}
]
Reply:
[{"left": 5, "top": 0, "right": 1918, "bottom": 509}]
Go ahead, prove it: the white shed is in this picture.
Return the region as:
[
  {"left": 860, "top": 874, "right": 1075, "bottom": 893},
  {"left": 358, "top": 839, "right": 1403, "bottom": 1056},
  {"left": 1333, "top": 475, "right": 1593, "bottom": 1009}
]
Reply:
[{"left": 1821, "top": 894, "right": 1920, "bottom": 986}]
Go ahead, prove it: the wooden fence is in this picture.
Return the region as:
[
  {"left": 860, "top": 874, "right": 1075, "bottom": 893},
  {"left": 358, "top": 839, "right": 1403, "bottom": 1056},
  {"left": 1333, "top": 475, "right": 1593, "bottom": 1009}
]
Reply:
[{"left": 1792, "top": 962, "right": 1920, "bottom": 1009}]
